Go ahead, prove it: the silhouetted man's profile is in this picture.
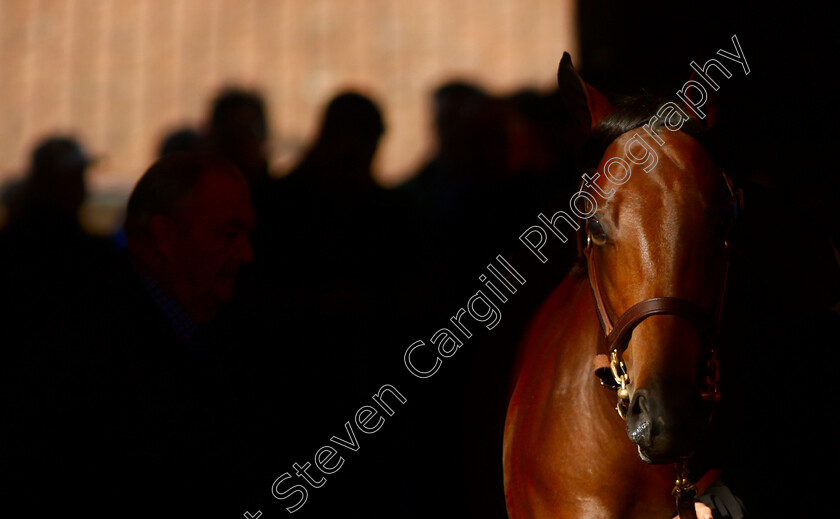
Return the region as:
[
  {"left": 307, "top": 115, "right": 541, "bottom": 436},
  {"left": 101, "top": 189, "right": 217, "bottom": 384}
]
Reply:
[
  {"left": 124, "top": 151, "right": 256, "bottom": 325},
  {"left": 111, "top": 151, "right": 256, "bottom": 513},
  {"left": 3, "top": 151, "right": 257, "bottom": 517}
]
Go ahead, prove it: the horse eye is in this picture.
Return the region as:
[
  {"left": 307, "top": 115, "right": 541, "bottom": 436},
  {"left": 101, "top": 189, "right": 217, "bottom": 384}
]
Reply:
[{"left": 586, "top": 219, "right": 607, "bottom": 244}]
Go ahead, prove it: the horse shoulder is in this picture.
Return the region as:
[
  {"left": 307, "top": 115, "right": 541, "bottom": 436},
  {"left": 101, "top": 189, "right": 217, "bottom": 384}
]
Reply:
[{"left": 504, "top": 270, "right": 608, "bottom": 515}]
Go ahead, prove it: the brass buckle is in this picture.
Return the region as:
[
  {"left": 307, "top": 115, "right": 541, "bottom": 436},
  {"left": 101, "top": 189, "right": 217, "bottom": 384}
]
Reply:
[{"left": 610, "top": 350, "right": 631, "bottom": 420}]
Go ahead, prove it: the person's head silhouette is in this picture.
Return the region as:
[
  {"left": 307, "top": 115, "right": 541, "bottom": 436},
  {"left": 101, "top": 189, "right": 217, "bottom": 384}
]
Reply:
[{"left": 124, "top": 151, "right": 255, "bottom": 323}]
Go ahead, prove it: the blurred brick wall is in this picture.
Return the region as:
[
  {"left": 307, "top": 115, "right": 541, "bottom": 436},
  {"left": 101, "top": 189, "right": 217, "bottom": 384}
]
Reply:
[{"left": 0, "top": 0, "right": 576, "bottom": 202}]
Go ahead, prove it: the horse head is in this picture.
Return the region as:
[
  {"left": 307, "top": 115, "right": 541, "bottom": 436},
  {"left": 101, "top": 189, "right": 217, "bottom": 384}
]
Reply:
[{"left": 561, "top": 54, "right": 736, "bottom": 465}]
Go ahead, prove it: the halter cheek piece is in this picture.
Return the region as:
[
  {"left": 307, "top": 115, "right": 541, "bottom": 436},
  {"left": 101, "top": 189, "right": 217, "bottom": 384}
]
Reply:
[{"left": 588, "top": 171, "right": 738, "bottom": 421}]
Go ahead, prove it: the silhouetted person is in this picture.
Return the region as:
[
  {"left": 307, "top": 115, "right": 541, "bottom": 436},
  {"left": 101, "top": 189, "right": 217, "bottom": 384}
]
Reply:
[
  {"left": 123, "top": 151, "right": 255, "bottom": 320},
  {"left": 399, "top": 82, "right": 529, "bottom": 300},
  {"left": 400, "top": 81, "right": 488, "bottom": 220},
  {"left": 268, "top": 91, "right": 394, "bottom": 320},
  {"left": 158, "top": 127, "right": 201, "bottom": 157},
  {"left": 285, "top": 91, "right": 384, "bottom": 193},
  {"left": 4, "top": 137, "right": 88, "bottom": 220},
  {"left": 0, "top": 137, "right": 114, "bottom": 358},
  {"left": 247, "top": 92, "right": 414, "bottom": 513},
  {"left": 1, "top": 136, "right": 96, "bottom": 246},
  {"left": 115, "top": 151, "right": 255, "bottom": 510},
  {"left": 2, "top": 151, "right": 256, "bottom": 517},
  {"left": 205, "top": 88, "right": 270, "bottom": 187}
]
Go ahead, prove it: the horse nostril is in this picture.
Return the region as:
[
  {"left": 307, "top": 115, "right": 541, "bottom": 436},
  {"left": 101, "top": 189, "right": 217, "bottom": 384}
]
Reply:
[
  {"left": 632, "top": 392, "right": 649, "bottom": 417},
  {"left": 627, "top": 392, "right": 654, "bottom": 447}
]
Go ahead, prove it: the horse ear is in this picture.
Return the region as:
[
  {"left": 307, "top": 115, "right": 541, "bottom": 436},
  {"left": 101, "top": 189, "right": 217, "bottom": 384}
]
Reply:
[{"left": 557, "top": 52, "right": 614, "bottom": 130}]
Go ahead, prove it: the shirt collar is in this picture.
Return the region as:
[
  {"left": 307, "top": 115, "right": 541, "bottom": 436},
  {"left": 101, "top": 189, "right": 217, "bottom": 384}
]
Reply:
[{"left": 136, "top": 267, "right": 198, "bottom": 348}]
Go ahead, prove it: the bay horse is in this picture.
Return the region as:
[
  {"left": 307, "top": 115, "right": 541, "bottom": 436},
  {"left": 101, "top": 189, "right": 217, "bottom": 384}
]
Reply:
[{"left": 503, "top": 55, "right": 737, "bottom": 519}]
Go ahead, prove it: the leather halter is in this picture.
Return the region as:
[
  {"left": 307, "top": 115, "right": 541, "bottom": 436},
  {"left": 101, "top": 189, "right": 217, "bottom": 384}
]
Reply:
[
  {"left": 586, "top": 171, "right": 738, "bottom": 519},
  {"left": 589, "top": 171, "right": 738, "bottom": 414}
]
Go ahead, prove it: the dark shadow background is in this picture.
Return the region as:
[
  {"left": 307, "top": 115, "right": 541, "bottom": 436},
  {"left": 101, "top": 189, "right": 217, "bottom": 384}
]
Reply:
[{"left": 1, "top": 2, "right": 838, "bottom": 518}]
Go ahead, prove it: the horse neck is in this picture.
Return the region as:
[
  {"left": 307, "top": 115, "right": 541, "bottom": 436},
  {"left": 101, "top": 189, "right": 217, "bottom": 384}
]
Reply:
[
  {"left": 506, "top": 270, "right": 679, "bottom": 518},
  {"left": 510, "top": 268, "right": 615, "bottom": 421}
]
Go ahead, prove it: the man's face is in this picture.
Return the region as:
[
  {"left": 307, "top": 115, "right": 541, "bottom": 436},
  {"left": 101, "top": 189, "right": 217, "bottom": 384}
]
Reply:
[{"left": 164, "top": 168, "right": 255, "bottom": 323}]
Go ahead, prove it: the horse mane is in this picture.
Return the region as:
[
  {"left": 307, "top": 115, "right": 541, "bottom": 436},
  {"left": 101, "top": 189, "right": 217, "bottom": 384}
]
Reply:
[{"left": 575, "top": 94, "right": 711, "bottom": 176}]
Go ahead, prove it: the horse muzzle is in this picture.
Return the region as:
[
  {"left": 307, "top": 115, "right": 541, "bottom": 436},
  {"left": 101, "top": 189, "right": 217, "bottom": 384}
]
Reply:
[{"left": 625, "top": 385, "right": 709, "bottom": 464}]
